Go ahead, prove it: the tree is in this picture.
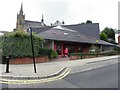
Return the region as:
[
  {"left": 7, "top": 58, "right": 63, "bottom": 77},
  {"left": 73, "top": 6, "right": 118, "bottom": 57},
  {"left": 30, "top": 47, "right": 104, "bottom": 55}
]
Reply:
[
  {"left": 101, "top": 27, "right": 116, "bottom": 44},
  {"left": 0, "top": 36, "right": 3, "bottom": 50},
  {"left": 100, "top": 32, "right": 108, "bottom": 41},
  {"left": 86, "top": 20, "right": 92, "bottom": 23}
]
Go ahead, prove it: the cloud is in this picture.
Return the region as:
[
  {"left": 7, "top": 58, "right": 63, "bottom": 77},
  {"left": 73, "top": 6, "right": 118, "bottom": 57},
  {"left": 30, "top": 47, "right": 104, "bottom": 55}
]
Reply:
[{"left": 0, "top": 0, "right": 119, "bottom": 31}]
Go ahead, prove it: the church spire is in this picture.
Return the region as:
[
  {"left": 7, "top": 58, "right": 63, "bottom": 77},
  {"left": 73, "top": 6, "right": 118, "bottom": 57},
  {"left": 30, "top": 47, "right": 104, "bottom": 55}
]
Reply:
[
  {"left": 16, "top": 2, "right": 25, "bottom": 31},
  {"left": 20, "top": 2, "right": 23, "bottom": 14}
]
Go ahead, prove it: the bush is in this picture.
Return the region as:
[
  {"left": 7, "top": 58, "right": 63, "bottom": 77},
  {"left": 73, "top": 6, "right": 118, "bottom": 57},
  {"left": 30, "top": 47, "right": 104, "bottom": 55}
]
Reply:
[
  {"left": 51, "top": 50, "right": 58, "bottom": 58},
  {"left": 38, "top": 48, "right": 52, "bottom": 56},
  {"left": 2, "top": 31, "right": 43, "bottom": 58},
  {"left": 100, "top": 51, "right": 119, "bottom": 56},
  {"left": 114, "top": 46, "right": 120, "bottom": 52},
  {"left": 38, "top": 48, "right": 58, "bottom": 59},
  {"left": 0, "top": 49, "right": 2, "bottom": 64}
]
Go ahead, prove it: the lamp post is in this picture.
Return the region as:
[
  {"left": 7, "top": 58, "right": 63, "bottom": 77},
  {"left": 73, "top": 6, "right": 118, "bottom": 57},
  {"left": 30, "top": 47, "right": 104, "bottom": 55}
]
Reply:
[
  {"left": 29, "top": 27, "right": 37, "bottom": 73},
  {"left": 6, "top": 56, "right": 10, "bottom": 73},
  {"left": 96, "top": 40, "right": 98, "bottom": 57}
]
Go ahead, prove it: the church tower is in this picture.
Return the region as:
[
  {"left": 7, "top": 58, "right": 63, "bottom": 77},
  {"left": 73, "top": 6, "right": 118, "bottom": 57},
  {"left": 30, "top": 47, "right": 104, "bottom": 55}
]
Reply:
[{"left": 16, "top": 3, "right": 25, "bottom": 31}]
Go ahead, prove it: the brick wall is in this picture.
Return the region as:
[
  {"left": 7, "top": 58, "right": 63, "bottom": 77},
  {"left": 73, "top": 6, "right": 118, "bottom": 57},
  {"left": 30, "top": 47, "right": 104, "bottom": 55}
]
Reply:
[{"left": 9, "top": 56, "right": 48, "bottom": 64}]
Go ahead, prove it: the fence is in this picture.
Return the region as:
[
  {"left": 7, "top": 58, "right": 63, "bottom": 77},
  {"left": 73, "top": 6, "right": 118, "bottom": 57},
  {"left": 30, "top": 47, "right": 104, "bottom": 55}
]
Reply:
[{"left": 70, "top": 51, "right": 120, "bottom": 60}]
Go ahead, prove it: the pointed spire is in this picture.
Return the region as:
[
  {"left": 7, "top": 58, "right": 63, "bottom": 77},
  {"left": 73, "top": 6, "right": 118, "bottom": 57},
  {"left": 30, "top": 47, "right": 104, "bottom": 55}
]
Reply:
[
  {"left": 20, "top": 2, "right": 23, "bottom": 14},
  {"left": 41, "top": 14, "right": 44, "bottom": 23}
]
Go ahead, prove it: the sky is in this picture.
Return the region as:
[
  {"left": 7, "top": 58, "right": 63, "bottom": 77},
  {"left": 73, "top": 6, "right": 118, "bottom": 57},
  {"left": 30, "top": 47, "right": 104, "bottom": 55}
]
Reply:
[{"left": 0, "top": 0, "right": 119, "bottom": 32}]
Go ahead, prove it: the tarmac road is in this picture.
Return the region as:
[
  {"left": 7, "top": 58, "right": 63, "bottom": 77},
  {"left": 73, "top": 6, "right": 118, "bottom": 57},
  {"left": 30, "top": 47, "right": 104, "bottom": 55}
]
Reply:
[{"left": 2, "top": 58, "right": 118, "bottom": 88}]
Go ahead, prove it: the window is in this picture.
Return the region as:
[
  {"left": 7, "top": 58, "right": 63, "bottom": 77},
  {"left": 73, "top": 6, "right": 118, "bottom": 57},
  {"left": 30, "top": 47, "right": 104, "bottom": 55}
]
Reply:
[{"left": 19, "top": 20, "right": 22, "bottom": 25}]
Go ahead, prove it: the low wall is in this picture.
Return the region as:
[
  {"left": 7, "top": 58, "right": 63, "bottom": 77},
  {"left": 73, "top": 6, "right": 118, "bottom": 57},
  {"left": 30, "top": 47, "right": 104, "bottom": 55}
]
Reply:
[{"left": 9, "top": 56, "right": 49, "bottom": 64}]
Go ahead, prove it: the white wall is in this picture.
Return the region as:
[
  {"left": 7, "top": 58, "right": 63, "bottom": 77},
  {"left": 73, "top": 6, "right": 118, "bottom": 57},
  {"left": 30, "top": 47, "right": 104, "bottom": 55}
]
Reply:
[{"left": 115, "top": 34, "right": 118, "bottom": 43}]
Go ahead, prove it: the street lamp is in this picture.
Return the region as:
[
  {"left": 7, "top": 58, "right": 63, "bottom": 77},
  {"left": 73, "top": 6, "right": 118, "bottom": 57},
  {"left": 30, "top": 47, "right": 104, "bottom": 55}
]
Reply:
[
  {"left": 5, "top": 56, "right": 10, "bottom": 73},
  {"left": 28, "top": 27, "right": 37, "bottom": 73}
]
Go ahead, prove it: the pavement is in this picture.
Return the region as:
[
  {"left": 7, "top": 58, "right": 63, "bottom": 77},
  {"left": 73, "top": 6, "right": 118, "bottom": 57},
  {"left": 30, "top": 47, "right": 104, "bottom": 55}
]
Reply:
[{"left": 0, "top": 55, "right": 119, "bottom": 80}]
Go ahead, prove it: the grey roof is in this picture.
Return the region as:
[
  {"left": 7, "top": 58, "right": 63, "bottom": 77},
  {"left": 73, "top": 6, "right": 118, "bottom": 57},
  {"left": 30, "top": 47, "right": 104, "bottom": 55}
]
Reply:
[
  {"left": 97, "top": 40, "right": 114, "bottom": 46},
  {"left": 25, "top": 20, "right": 46, "bottom": 27},
  {"left": 25, "top": 20, "right": 42, "bottom": 24},
  {"left": 63, "top": 23, "right": 100, "bottom": 40},
  {"left": 38, "top": 26, "right": 114, "bottom": 46},
  {"left": 31, "top": 26, "right": 54, "bottom": 34}
]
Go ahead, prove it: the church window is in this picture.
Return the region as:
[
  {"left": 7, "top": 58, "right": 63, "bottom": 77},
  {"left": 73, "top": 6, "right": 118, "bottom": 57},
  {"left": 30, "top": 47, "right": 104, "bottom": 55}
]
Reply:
[{"left": 19, "top": 20, "right": 22, "bottom": 25}]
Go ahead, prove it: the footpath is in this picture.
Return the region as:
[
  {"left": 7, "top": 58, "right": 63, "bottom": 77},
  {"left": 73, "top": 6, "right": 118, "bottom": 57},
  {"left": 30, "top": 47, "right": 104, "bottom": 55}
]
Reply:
[{"left": 0, "top": 55, "right": 119, "bottom": 80}]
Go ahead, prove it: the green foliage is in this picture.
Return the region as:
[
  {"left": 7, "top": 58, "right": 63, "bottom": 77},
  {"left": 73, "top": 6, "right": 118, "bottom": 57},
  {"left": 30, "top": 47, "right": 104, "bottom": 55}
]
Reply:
[
  {"left": 70, "top": 50, "right": 119, "bottom": 59},
  {"left": 38, "top": 48, "right": 58, "bottom": 58},
  {"left": 0, "top": 35, "right": 4, "bottom": 50},
  {"left": 51, "top": 50, "right": 58, "bottom": 58},
  {"left": 100, "top": 51, "right": 119, "bottom": 56},
  {"left": 89, "top": 45, "right": 100, "bottom": 55},
  {"left": 101, "top": 27, "right": 115, "bottom": 43},
  {"left": 38, "top": 48, "right": 52, "bottom": 56},
  {"left": 100, "top": 32, "right": 108, "bottom": 41},
  {"left": 89, "top": 45, "right": 96, "bottom": 53},
  {"left": 114, "top": 46, "right": 120, "bottom": 52},
  {"left": 2, "top": 30, "right": 43, "bottom": 58}
]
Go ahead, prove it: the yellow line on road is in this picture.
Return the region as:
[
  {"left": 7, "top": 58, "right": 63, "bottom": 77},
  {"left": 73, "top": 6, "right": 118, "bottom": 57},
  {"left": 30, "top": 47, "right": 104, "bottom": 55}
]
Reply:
[{"left": 0, "top": 68, "right": 71, "bottom": 84}]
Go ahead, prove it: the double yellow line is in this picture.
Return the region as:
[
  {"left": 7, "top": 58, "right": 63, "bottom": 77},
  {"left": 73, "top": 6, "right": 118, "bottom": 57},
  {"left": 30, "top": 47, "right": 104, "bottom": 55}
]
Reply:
[{"left": 0, "top": 68, "right": 71, "bottom": 84}]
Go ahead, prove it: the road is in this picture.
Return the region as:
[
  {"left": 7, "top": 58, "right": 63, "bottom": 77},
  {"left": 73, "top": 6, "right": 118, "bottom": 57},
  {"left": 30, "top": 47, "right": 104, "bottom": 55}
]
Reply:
[
  {"left": 64, "top": 63, "right": 118, "bottom": 88},
  {"left": 1, "top": 58, "right": 119, "bottom": 88}
]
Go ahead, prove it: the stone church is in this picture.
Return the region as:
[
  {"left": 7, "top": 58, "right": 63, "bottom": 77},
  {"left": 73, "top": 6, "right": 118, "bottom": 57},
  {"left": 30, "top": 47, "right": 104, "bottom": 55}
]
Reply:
[{"left": 16, "top": 3, "right": 46, "bottom": 31}]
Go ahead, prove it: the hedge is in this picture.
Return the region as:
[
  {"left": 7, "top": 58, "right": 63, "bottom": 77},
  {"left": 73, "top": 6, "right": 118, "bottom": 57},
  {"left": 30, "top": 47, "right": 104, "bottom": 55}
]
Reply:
[
  {"left": 2, "top": 30, "right": 43, "bottom": 58},
  {"left": 38, "top": 48, "right": 58, "bottom": 59},
  {"left": 70, "top": 51, "right": 120, "bottom": 59},
  {"left": 51, "top": 50, "right": 58, "bottom": 58},
  {"left": 1, "top": 31, "right": 58, "bottom": 63}
]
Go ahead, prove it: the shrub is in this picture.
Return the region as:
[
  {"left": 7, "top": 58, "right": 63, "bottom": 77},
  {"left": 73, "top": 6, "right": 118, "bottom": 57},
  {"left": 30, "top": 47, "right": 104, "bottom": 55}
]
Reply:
[
  {"left": 100, "top": 51, "right": 119, "bottom": 56},
  {"left": 38, "top": 48, "right": 52, "bottom": 56},
  {"left": 38, "top": 48, "right": 58, "bottom": 59},
  {"left": 51, "top": 50, "right": 58, "bottom": 58},
  {"left": 114, "top": 46, "right": 120, "bottom": 52},
  {"left": 2, "top": 31, "right": 43, "bottom": 58}
]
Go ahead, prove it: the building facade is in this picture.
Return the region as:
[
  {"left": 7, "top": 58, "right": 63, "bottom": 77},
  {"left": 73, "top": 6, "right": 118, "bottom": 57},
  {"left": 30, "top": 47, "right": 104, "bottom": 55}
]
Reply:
[{"left": 15, "top": 3, "right": 115, "bottom": 56}]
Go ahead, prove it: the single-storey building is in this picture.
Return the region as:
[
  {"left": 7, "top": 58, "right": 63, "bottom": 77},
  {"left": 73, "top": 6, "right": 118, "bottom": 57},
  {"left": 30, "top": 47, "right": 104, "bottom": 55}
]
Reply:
[
  {"left": 16, "top": 3, "right": 115, "bottom": 56},
  {"left": 31, "top": 24, "right": 115, "bottom": 56}
]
